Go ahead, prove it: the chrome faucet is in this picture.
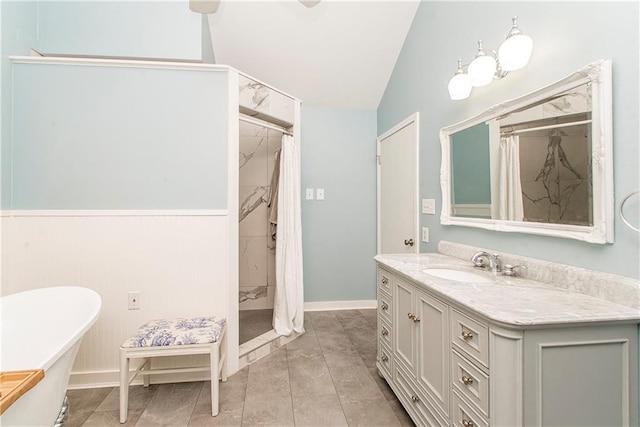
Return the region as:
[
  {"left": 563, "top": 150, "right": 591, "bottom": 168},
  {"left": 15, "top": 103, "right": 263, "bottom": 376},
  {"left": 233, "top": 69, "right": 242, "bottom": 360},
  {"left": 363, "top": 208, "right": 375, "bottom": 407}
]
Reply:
[{"left": 471, "top": 251, "right": 502, "bottom": 272}]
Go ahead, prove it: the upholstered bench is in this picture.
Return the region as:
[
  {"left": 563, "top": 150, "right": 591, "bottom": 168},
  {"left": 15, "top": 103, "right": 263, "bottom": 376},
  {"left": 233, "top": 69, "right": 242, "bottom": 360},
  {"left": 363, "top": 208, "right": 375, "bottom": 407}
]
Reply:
[{"left": 119, "top": 316, "right": 227, "bottom": 423}]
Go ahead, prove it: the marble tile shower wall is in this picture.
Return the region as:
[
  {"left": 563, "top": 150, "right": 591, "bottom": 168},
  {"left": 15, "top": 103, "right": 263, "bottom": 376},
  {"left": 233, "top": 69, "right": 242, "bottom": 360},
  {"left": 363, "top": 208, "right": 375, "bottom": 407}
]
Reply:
[
  {"left": 239, "top": 121, "right": 281, "bottom": 311},
  {"left": 239, "top": 75, "right": 294, "bottom": 124}
]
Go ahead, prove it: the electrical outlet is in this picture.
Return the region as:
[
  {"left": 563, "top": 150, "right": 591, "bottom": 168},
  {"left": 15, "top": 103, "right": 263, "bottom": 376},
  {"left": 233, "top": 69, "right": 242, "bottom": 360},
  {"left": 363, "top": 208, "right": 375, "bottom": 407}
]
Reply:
[
  {"left": 422, "top": 227, "right": 429, "bottom": 243},
  {"left": 305, "top": 188, "right": 314, "bottom": 200},
  {"left": 128, "top": 291, "right": 140, "bottom": 310}
]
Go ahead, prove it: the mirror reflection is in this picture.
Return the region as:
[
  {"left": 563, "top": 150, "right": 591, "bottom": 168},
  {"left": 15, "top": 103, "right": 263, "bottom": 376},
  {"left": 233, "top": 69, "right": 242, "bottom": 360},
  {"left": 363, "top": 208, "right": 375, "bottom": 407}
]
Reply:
[{"left": 450, "top": 83, "right": 593, "bottom": 226}]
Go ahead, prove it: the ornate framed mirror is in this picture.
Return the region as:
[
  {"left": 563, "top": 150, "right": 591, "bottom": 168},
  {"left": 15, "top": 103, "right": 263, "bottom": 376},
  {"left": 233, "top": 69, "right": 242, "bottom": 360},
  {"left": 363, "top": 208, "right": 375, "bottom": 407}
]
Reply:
[{"left": 440, "top": 59, "right": 613, "bottom": 243}]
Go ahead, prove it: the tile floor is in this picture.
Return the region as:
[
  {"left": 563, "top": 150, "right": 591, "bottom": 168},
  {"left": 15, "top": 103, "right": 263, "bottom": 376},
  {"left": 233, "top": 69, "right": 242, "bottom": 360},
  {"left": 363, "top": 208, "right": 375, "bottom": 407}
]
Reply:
[{"left": 66, "top": 309, "right": 414, "bottom": 426}]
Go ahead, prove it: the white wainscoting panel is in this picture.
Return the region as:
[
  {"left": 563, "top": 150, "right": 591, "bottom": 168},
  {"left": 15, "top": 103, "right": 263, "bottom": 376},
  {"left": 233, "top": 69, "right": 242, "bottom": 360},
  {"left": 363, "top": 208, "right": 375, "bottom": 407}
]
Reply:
[{"left": 1, "top": 213, "right": 232, "bottom": 387}]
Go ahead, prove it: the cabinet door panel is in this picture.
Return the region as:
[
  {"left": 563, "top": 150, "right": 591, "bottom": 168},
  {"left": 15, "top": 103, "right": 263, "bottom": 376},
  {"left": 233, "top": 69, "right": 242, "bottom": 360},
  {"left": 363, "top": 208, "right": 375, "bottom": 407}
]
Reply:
[
  {"left": 394, "top": 279, "right": 415, "bottom": 373},
  {"left": 416, "top": 290, "right": 450, "bottom": 416},
  {"left": 524, "top": 325, "right": 638, "bottom": 427}
]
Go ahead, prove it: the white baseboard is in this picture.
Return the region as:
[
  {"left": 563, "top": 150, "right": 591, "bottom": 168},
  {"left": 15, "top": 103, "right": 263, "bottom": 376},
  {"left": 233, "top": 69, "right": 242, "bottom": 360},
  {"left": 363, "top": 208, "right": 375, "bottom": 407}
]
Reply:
[{"left": 304, "top": 299, "right": 377, "bottom": 311}]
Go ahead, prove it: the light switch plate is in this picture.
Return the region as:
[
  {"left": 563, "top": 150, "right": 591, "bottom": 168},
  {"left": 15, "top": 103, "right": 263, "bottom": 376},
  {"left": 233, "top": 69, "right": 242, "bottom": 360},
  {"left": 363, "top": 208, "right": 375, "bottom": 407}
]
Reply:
[
  {"left": 422, "top": 198, "right": 436, "bottom": 214},
  {"left": 316, "top": 188, "right": 325, "bottom": 200},
  {"left": 305, "top": 188, "right": 314, "bottom": 200}
]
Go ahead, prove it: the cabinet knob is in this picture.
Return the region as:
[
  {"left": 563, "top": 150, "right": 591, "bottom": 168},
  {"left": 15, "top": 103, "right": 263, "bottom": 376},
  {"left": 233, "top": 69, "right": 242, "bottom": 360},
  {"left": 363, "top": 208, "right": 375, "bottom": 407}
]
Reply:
[
  {"left": 381, "top": 354, "right": 389, "bottom": 362},
  {"left": 407, "top": 312, "right": 415, "bottom": 320},
  {"left": 462, "top": 419, "right": 474, "bottom": 427},
  {"left": 461, "top": 331, "right": 474, "bottom": 340},
  {"left": 404, "top": 239, "right": 415, "bottom": 247},
  {"left": 461, "top": 375, "right": 474, "bottom": 385},
  {"left": 411, "top": 395, "right": 420, "bottom": 403},
  {"left": 381, "top": 328, "right": 389, "bottom": 337},
  {"left": 381, "top": 277, "right": 389, "bottom": 285},
  {"left": 381, "top": 302, "right": 389, "bottom": 311}
]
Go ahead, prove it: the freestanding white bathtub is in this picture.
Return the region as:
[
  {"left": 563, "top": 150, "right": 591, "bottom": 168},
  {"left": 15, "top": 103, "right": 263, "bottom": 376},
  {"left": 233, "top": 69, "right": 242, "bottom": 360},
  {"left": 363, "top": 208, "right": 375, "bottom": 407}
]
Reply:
[{"left": 0, "top": 286, "right": 102, "bottom": 426}]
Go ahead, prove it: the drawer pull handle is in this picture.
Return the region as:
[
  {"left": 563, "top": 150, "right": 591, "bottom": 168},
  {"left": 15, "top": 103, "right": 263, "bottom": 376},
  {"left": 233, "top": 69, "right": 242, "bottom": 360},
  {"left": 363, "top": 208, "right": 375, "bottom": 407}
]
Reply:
[
  {"left": 462, "top": 420, "right": 474, "bottom": 427},
  {"left": 411, "top": 395, "right": 420, "bottom": 403},
  {"left": 461, "top": 331, "right": 474, "bottom": 340},
  {"left": 381, "top": 302, "right": 389, "bottom": 311},
  {"left": 381, "top": 354, "right": 389, "bottom": 362},
  {"left": 408, "top": 313, "right": 421, "bottom": 322},
  {"left": 381, "top": 328, "right": 389, "bottom": 337},
  {"left": 381, "top": 277, "right": 389, "bottom": 285},
  {"left": 461, "top": 375, "right": 474, "bottom": 385}
]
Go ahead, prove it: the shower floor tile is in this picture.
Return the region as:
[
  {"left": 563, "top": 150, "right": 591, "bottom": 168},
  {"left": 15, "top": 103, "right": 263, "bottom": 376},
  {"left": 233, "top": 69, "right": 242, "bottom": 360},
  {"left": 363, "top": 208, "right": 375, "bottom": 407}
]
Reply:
[{"left": 239, "top": 308, "right": 274, "bottom": 345}]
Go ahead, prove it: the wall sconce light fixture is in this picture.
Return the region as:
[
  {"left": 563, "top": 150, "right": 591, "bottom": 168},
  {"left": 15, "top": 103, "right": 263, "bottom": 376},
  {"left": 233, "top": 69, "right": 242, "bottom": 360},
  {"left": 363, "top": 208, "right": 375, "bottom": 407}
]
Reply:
[{"left": 448, "top": 16, "right": 533, "bottom": 100}]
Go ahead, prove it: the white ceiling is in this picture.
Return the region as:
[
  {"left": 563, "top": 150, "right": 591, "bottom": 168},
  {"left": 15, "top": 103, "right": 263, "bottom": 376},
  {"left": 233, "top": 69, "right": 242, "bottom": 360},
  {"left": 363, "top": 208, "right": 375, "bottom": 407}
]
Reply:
[{"left": 207, "top": 0, "right": 419, "bottom": 109}]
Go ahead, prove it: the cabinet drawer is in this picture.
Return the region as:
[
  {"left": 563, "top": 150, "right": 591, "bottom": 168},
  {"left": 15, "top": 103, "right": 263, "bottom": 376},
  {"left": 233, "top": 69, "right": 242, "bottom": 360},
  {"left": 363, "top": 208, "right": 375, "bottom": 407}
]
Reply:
[
  {"left": 378, "top": 267, "right": 393, "bottom": 295},
  {"left": 451, "top": 390, "right": 489, "bottom": 427},
  {"left": 378, "top": 317, "right": 392, "bottom": 348},
  {"left": 451, "top": 309, "right": 489, "bottom": 368},
  {"left": 377, "top": 341, "right": 393, "bottom": 379},
  {"left": 452, "top": 350, "right": 489, "bottom": 417},
  {"left": 378, "top": 291, "right": 392, "bottom": 323}
]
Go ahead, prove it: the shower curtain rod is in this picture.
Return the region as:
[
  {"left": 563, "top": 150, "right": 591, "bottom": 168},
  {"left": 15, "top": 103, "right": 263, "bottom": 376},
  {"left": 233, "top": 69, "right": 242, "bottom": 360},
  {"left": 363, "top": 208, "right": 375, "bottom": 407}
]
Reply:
[
  {"left": 239, "top": 114, "right": 293, "bottom": 136},
  {"left": 501, "top": 119, "right": 592, "bottom": 136}
]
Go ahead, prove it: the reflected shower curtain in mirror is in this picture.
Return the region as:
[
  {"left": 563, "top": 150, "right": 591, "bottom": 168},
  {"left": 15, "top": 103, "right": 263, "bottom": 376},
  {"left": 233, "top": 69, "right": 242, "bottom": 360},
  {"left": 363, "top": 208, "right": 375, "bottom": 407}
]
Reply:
[
  {"left": 498, "top": 135, "right": 524, "bottom": 221},
  {"left": 273, "top": 135, "right": 305, "bottom": 336}
]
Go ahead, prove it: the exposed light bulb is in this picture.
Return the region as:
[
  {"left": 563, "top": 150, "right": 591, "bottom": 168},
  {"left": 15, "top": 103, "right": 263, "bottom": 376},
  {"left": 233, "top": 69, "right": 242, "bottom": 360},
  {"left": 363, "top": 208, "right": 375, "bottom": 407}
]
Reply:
[
  {"left": 498, "top": 16, "right": 533, "bottom": 71},
  {"left": 468, "top": 41, "right": 496, "bottom": 87},
  {"left": 448, "top": 60, "right": 472, "bottom": 100}
]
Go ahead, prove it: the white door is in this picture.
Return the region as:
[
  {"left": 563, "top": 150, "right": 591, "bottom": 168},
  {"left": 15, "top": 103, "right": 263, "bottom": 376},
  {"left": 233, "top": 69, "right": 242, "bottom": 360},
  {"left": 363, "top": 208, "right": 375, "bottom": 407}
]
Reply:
[{"left": 377, "top": 113, "right": 419, "bottom": 254}]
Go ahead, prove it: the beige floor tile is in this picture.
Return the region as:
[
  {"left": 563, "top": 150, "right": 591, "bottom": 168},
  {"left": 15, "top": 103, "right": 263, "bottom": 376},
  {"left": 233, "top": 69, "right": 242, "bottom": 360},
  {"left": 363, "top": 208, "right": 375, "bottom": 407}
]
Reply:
[
  {"left": 95, "top": 384, "right": 158, "bottom": 412},
  {"left": 388, "top": 398, "right": 416, "bottom": 427},
  {"left": 340, "top": 397, "right": 403, "bottom": 427},
  {"left": 333, "top": 309, "right": 365, "bottom": 319},
  {"left": 189, "top": 400, "right": 244, "bottom": 426},
  {"left": 136, "top": 382, "right": 202, "bottom": 427},
  {"left": 241, "top": 393, "right": 294, "bottom": 426},
  {"left": 245, "top": 349, "right": 291, "bottom": 399},
  {"left": 285, "top": 329, "right": 320, "bottom": 350},
  {"left": 287, "top": 347, "right": 337, "bottom": 397},
  {"left": 81, "top": 408, "right": 143, "bottom": 427},
  {"left": 292, "top": 393, "right": 348, "bottom": 427},
  {"left": 329, "top": 363, "right": 386, "bottom": 401},
  {"left": 66, "top": 387, "right": 112, "bottom": 427}
]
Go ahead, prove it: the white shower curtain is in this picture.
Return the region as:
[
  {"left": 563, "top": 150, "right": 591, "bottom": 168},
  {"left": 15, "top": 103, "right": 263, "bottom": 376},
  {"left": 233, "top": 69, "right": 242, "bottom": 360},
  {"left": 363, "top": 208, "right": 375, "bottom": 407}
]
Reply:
[
  {"left": 498, "top": 135, "right": 524, "bottom": 221},
  {"left": 273, "top": 134, "right": 305, "bottom": 336}
]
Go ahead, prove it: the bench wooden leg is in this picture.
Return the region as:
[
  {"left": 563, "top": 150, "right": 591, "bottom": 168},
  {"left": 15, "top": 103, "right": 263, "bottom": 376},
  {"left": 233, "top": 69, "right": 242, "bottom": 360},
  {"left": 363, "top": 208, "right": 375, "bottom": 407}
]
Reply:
[
  {"left": 210, "top": 342, "right": 220, "bottom": 416},
  {"left": 119, "top": 349, "right": 130, "bottom": 424}
]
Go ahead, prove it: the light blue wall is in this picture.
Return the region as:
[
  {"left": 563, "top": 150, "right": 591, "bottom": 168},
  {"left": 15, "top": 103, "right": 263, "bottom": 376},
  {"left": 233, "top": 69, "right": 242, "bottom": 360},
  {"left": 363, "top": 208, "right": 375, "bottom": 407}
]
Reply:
[
  {"left": 1, "top": 1, "right": 209, "bottom": 210},
  {"left": 11, "top": 63, "right": 228, "bottom": 209},
  {"left": 1, "top": 1, "right": 39, "bottom": 208},
  {"left": 301, "top": 107, "right": 378, "bottom": 302},
  {"left": 378, "top": 1, "right": 640, "bottom": 279},
  {"left": 37, "top": 1, "right": 201, "bottom": 60}
]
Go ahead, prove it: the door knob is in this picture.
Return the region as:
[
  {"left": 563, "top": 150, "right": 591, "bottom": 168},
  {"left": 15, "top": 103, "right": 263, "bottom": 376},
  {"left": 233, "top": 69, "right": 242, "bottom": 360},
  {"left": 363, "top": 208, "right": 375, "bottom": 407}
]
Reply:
[{"left": 404, "top": 239, "right": 415, "bottom": 247}]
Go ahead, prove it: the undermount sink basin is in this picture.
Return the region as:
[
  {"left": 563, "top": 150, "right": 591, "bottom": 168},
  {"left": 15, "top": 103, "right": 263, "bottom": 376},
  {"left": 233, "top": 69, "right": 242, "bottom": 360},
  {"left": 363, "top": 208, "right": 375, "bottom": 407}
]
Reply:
[{"left": 422, "top": 268, "right": 493, "bottom": 283}]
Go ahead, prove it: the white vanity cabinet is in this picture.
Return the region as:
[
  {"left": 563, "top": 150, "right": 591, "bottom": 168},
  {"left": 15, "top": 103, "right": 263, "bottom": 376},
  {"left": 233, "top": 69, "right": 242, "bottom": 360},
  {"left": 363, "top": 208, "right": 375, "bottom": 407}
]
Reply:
[{"left": 376, "top": 264, "right": 639, "bottom": 427}]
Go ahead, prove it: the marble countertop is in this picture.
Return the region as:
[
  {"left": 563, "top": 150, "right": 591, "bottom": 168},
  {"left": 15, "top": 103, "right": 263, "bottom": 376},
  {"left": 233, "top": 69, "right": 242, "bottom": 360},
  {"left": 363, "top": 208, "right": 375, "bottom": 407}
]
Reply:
[{"left": 375, "top": 253, "right": 640, "bottom": 327}]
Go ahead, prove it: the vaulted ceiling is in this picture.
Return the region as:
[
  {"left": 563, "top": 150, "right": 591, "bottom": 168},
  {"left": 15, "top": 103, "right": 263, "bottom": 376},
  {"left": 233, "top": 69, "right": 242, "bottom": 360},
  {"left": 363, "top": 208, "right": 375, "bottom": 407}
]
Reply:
[{"left": 207, "top": 1, "right": 419, "bottom": 109}]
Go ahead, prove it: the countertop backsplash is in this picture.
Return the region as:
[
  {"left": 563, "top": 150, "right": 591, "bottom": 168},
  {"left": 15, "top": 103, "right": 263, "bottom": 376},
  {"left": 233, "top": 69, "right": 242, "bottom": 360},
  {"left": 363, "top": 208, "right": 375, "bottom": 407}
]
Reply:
[{"left": 438, "top": 240, "right": 640, "bottom": 310}]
